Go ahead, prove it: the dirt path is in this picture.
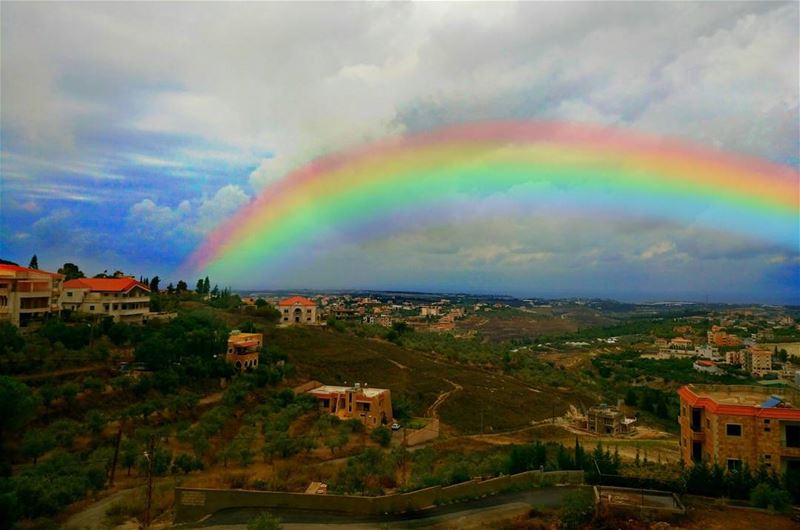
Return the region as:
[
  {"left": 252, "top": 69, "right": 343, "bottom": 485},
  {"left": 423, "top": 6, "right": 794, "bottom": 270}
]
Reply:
[
  {"left": 64, "top": 485, "right": 144, "bottom": 530},
  {"left": 16, "top": 364, "right": 107, "bottom": 382},
  {"left": 426, "top": 379, "right": 462, "bottom": 418}
]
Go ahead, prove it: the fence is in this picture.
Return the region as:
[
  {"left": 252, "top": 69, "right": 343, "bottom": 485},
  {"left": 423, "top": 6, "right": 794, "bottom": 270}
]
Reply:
[{"left": 174, "top": 469, "right": 584, "bottom": 523}]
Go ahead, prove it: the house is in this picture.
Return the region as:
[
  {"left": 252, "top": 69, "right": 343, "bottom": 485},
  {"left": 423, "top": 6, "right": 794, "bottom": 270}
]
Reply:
[
  {"left": 278, "top": 296, "right": 318, "bottom": 325},
  {"left": 60, "top": 277, "right": 151, "bottom": 323},
  {"left": 693, "top": 359, "right": 722, "bottom": 375},
  {"left": 225, "top": 331, "right": 262, "bottom": 371},
  {"left": 306, "top": 383, "right": 393, "bottom": 429},
  {"left": 586, "top": 403, "right": 637, "bottom": 436},
  {"left": 678, "top": 384, "right": 800, "bottom": 473},
  {"left": 669, "top": 337, "right": 693, "bottom": 350},
  {"left": 0, "top": 264, "right": 63, "bottom": 327}
]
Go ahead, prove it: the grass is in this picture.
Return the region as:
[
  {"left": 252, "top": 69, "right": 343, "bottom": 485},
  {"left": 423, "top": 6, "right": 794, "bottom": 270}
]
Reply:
[{"left": 266, "top": 325, "right": 577, "bottom": 433}]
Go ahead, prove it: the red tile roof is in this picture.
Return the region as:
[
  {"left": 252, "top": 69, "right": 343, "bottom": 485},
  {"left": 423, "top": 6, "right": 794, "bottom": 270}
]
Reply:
[
  {"left": 63, "top": 277, "right": 150, "bottom": 293},
  {"left": 278, "top": 295, "right": 316, "bottom": 307},
  {"left": 0, "top": 263, "right": 63, "bottom": 278}
]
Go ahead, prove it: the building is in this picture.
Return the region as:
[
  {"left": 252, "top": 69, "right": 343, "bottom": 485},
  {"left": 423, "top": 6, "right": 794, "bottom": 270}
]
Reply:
[
  {"left": 225, "top": 331, "right": 262, "bottom": 371},
  {"left": 586, "top": 403, "right": 637, "bottom": 436},
  {"left": 0, "top": 264, "right": 63, "bottom": 327},
  {"left": 668, "top": 337, "right": 693, "bottom": 350},
  {"left": 693, "top": 359, "right": 723, "bottom": 375},
  {"left": 708, "top": 327, "right": 742, "bottom": 348},
  {"left": 278, "top": 296, "right": 318, "bottom": 325},
  {"left": 694, "top": 345, "right": 719, "bottom": 360},
  {"left": 307, "top": 383, "right": 393, "bottom": 429},
  {"left": 725, "top": 350, "right": 743, "bottom": 365},
  {"left": 678, "top": 384, "right": 800, "bottom": 473},
  {"left": 60, "top": 277, "right": 151, "bottom": 323},
  {"left": 744, "top": 347, "right": 773, "bottom": 376}
]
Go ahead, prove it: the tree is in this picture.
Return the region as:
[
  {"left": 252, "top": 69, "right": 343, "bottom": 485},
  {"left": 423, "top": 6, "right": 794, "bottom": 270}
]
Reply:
[
  {"left": 149, "top": 276, "right": 161, "bottom": 292},
  {"left": 121, "top": 439, "right": 139, "bottom": 476},
  {"left": 0, "top": 376, "right": 38, "bottom": 446},
  {"left": 196, "top": 278, "right": 205, "bottom": 293},
  {"left": 57, "top": 262, "right": 85, "bottom": 281},
  {"left": 21, "top": 430, "right": 55, "bottom": 464},
  {"left": 166, "top": 283, "right": 175, "bottom": 294},
  {"left": 370, "top": 426, "right": 391, "bottom": 447},
  {"left": 28, "top": 255, "right": 38, "bottom": 269},
  {"left": 203, "top": 277, "right": 210, "bottom": 294},
  {"left": 176, "top": 280, "right": 188, "bottom": 292}
]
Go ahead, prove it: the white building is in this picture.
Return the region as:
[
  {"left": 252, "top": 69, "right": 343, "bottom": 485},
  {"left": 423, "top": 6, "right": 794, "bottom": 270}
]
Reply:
[{"left": 60, "top": 277, "right": 151, "bottom": 323}]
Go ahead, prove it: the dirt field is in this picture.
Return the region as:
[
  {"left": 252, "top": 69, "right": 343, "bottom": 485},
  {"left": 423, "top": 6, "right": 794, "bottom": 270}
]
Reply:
[{"left": 456, "top": 306, "right": 617, "bottom": 342}]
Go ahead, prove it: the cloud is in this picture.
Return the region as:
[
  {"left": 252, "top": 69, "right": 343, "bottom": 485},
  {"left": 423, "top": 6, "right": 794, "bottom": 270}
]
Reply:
[
  {"left": 640, "top": 241, "right": 676, "bottom": 260},
  {"left": 1, "top": 2, "right": 797, "bottom": 300}
]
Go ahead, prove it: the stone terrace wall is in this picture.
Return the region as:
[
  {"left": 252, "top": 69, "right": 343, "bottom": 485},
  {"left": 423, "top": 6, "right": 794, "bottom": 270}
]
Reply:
[{"left": 174, "top": 470, "right": 584, "bottom": 523}]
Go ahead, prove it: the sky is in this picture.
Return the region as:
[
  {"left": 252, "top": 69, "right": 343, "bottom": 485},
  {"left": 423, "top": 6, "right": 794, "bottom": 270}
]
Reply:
[{"left": 1, "top": 1, "right": 798, "bottom": 303}]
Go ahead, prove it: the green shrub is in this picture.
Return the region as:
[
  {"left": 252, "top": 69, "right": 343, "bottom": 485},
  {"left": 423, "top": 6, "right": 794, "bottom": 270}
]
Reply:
[
  {"left": 370, "top": 426, "right": 391, "bottom": 447},
  {"left": 559, "top": 488, "right": 594, "bottom": 529},
  {"left": 247, "top": 512, "right": 282, "bottom": 530}
]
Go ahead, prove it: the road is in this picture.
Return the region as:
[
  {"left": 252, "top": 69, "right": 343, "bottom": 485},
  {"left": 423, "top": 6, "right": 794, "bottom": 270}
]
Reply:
[{"left": 187, "top": 485, "right": 581, "bottom": 529}]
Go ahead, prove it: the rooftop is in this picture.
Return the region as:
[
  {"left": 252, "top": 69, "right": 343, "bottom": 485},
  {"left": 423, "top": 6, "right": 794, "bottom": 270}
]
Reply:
[
  {"left": 63, "top": 277, "right": 150, "bottom": 293},
  {"left": 309, "top": 385, "right": 389, "bottom": 398},
  {"left": 278, "top": 295, "right": 316, "bottom": 307},
  {"left": 679, "top": 384, "right": 800, "bottom": 419}
]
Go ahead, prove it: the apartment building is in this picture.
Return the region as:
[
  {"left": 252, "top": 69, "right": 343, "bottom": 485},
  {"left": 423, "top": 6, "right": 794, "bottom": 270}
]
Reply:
[
  {"left": 307, "top": 383, "right": 393, "bottom": 429},
  {"left": 278, "top": 296, "right": 318, "bottom": 325},
  {"left": 225, "top": 331, "right": 262, "bottom": 371},
  {"left": 744, "top": 347, "right": 773, "bottom": 376},
  {"left": 0, "top": 264, "right": 63, "bottom": 327},
  {"left": 678, "top": 384, "right": 800, "bottom": 473},
  {"left": 60, "top": 277, "right": 151, "bottom": 323}
]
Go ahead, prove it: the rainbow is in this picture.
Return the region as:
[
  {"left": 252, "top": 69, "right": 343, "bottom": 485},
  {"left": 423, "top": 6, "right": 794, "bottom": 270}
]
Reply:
[{"left": 188, "top": 121, "right": 799, "bottom": 279}]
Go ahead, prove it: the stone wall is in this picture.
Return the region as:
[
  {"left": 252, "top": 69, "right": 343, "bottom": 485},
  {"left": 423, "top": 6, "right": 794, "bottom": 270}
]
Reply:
[{"left": 174, "top": 469, "right": 584, "bottom": 523}]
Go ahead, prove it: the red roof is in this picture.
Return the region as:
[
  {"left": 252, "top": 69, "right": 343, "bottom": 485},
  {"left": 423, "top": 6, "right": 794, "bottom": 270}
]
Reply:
[
  {"left": 63, "top": 277, "right": 150, "bottom": 293},
  {"left": 0, "top": 263, "right": 63, "bottom": 278},
  {"left": 278, "top": 295, "right": 316, "bottom": 307}
]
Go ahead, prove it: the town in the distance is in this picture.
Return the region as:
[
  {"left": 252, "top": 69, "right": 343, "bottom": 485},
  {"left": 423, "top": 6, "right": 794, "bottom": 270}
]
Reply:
[{"left": 1, "top": 257, "right": 799, "bottom": 529}]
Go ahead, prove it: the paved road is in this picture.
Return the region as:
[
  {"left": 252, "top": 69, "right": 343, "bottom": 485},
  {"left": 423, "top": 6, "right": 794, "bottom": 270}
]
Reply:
[{"left": 188, "top": 485, "right": 582, "bottom": 529}]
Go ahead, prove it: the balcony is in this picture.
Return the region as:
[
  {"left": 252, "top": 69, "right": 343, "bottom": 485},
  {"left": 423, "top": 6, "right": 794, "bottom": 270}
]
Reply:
[{"left": 691, "top": 431, "right": 705, "bottom": 442}]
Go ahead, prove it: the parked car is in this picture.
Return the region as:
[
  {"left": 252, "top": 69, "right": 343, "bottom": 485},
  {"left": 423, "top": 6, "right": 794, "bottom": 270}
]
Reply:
[{"left": 391, "top": 422, "right": 401, "bottom": 431}]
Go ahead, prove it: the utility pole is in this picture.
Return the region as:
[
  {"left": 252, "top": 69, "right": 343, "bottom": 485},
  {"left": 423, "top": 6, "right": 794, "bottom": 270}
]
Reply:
[
  {"left": 144, "top": 436, "right": 155, "bottom": 528},
  {"left": 108, "top": 426, "right": 122, "bottom": 487}
]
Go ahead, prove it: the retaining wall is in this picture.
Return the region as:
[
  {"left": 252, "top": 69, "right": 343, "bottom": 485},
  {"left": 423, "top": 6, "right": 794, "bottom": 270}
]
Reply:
[{"left": 174, "top": 469, "right": 584, "bottom": 523}]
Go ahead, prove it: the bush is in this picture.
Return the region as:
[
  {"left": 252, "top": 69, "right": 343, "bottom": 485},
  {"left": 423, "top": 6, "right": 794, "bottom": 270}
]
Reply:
[
  {"left": 370, "top": 426, "right": 391, "bottom": 447},
  {"left": 247, "top": 512, "right": 282, "bottom": 530},
  {"left": 750, "top": 482, "right": 792, "bottom": 512},
  {"left": 559, "top": 488, "right": 594, "bottom": 529}
]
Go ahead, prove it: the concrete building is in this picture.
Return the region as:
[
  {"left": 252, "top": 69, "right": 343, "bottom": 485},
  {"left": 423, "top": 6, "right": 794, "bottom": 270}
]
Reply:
[
  {"left": 225, "top": 331, "right": 262, "bottom": 371},
  {"left": 586, "top": 403, "right": 637, "bottom": 436},
  {"left": 307, "top": 383, "right": 393, "bottom": 429},
  {"left": 744, "top": 346, "right": 773, "bottom": 376},
  {"left": 678, "top": 384, "right": 800, "bottom": 473},
  {"left": 0, "top": 264, "right": 63, "bottom": 327},
  {"left": 60, "top": 277, "right": 151, "bottom": 323},
  {"left": 278, "top": 296, "right": 318, "bottom": 325}
]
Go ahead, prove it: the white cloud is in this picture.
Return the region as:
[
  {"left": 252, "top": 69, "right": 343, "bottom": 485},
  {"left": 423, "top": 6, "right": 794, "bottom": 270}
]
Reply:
[{"left": 640, "top": 241, "right": 676, "bottom": 260}]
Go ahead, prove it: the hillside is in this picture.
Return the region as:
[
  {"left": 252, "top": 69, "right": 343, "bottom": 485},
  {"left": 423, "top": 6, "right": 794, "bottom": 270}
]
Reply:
[{"left": 264, "top": 325, "right": 579, "bottom": 433}]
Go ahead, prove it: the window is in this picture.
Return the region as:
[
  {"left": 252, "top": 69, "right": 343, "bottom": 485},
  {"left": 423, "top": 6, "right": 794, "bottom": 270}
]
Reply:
[
  {"left": 726, "top": 424, "right": 742, "bottom": 437},
  {"left": 67, "top": 292, "right": 73, "bottom": 297},
  {"left": 89, "top": 305, "right": 95, "bottom": 311},
  {"left": 727, "top": 459, "right": 742, "bottom": 472},
  {"left": 764, "top": 454, "right": 771, "bottom": 460},
  {"left": 786, "top": 425, "right": 800, "bottom": 448}
]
